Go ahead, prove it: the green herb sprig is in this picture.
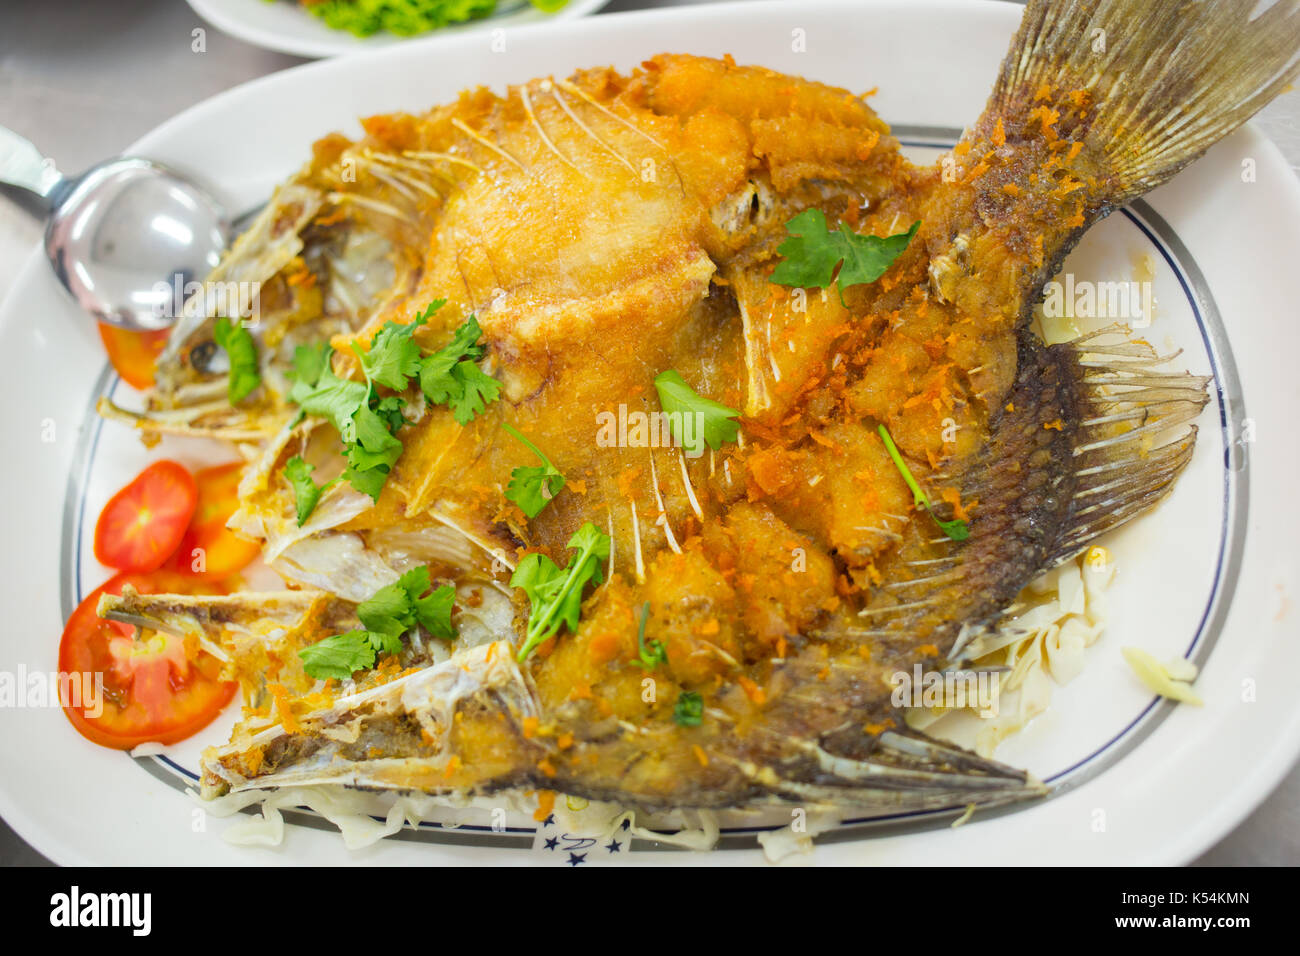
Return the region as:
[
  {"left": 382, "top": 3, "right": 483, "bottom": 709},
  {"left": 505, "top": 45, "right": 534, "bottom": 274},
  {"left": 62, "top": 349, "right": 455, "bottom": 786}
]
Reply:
[
  {"left": 284, "top": 301, "right": 500, "bottom": 506},
  {"left": 212, "top": 317, "right": 261, "bottom": 403},
  {"left": 510, "top": 522, "right": 611, "bottom": 663},
  {"left": 502, "top": 423, "right": 565, "bottom": 519},
  {"left": 673, "top": 691, "right": 704, "bottom": 727},
  {"left": 770, "top": 210, "right": 919, "bottom": 303},
  {"left": 298, "top": 565, "right": 457, "bottom": 680},
  {"left": 653, "top": 369, "right": 741, "bottom": 456},
  {"left": 877, "top": 424, "right": 970, "bottom": 542},
  {"left": 629, "top": 602, "right": 668, "bottom": 670}
]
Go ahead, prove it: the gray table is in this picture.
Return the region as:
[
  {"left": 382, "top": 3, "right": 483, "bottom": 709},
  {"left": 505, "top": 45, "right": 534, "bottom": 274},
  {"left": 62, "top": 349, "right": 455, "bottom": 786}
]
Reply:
[{"left": 1, "top": 0, "right": 1295, "bottom": 867}]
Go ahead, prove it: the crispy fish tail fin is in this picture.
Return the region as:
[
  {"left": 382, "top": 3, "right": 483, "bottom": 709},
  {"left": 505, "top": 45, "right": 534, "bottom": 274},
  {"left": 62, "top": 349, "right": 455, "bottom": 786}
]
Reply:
[
  {"left": 990, "top": 0, "right": 1300, "bottom": 204},
  {"left": 734, "top": 728, "right": 1047, "bottom": 814},
  {"left": 1043, "top": 328, "right": 1211, "bottom": 564}
]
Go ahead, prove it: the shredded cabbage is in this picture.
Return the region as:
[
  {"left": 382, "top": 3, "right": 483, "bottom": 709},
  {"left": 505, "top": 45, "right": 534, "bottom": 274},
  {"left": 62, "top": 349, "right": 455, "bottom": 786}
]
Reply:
[
  {"left": 907, "top": 547, "right": 1115, "bottom": 757},
  {"left": 756, "top": 809, "right": 840, "bottom": 864},
  {"left": 1121, "top": 647, "right": 1202, "bottom": 705}
]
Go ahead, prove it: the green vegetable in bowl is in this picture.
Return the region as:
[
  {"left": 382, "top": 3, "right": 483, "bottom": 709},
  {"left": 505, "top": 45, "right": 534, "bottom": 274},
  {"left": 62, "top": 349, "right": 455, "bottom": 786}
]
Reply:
[{"left": 289, "top": 0, "right": 569, "bottom": 39}]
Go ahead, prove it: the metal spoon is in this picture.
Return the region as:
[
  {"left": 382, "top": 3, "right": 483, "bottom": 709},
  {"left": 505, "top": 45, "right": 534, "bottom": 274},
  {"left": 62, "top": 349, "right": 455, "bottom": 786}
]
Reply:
[{"left": 0, "top": 124, "right": 231, "bottom": 331}]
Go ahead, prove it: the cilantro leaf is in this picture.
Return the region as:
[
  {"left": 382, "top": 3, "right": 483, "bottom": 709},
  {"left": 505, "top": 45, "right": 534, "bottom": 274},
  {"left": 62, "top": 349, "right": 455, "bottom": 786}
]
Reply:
[
  {"left": 352, "top": 402, "right": 403, "bottom": 454},
  {"left": 412, "top": 298, "right": 448, "bottom": 326},
  {"left": 289, "top": 341, "right": 330, "bottom": 393},
  {"left": 212, "top": 317, "right": 261, "bottom": 404},
  {"left": 673, "top": 691, "right": 704, "bottom": 727},
  {"left": 354, "top": 300, "right": 447, "bottom": 393},
  {"left": 341, "top": 434, "right": 402, "bottom": 501},
  {"left": 510, "top": 553, "right": 567, "bottom": 620},
  {"left": 299, "top": 564, "right": 459, "bottom": 680},
  {"left": 502, "top": 423, "right": 565, "bottom": 519},
  {"left": 447, "top": 361, "right": 502, "bottom": 425},
  {"left": 355, "top": 312, "right": 430, "bottom": 391},
  {"left": 339, "top": 361, "right": 410, "bottom": 502},
  {"left": 357, "top": 566, "right": 456, "bottom": 647},
  {"left": 653, "top": 369, "right": 740, "bottom": 455},
  {"left": 768, "top": 210, "right": 846, "bottom": 288},
  {"left": 373, "top": 395, "right": 408, "bottom": 433},
  {"left": 288, "top": 304, "right": 493, "bottom": 507},
  {"left": 357, "top": 570, "right": 423, "bottom": 640},
  {"left": 770, "top": 209, "right": 919, "bottom": 297},
  {"left": 418, "top": 316, "right": 500, "bottom": 425},
  {"left": 414, "top": 583, "right": 455, "bottom": 640},
  {"left": 629, "top": 602, "right": 668, "bottom": 670},
  {"left": 292, "top": 354, "right": 368, "bottom": 442},
  {"left": 283, "top": 455, "right": 335, "bottom": 527},
  {"left": 299, "top": 630, "right": 377, "bottom": 681},
  {"left": 837, "top": 219, "right": 920, "bottom": 288},
  {"left": 511, "top": 522, "right": 611, "bottom": 662},
  {"left": 877, "top": 424, "right": 970, "bottom": 542}
]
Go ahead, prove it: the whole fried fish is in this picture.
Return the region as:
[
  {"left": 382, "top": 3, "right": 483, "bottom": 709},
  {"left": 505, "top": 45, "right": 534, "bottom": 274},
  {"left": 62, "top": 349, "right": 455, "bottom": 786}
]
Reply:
[{"left": 101, "top": 0, "right": 1300, "bottom": 821}]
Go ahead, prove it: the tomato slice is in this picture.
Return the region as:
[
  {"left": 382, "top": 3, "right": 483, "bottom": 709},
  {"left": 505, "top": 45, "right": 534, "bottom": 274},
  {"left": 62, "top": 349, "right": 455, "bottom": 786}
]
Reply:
[
  {"left": 94, "top": 460, "right": 198, "bottom": 572},
  {"left": 170, "top": 461, "right": 261, "bottom": 577},
  {"left": 59, "top": 571, "right": 236, "bottom": 750},
  {"left": 98, "top": 322, "right": 170, "bottom": 391}
]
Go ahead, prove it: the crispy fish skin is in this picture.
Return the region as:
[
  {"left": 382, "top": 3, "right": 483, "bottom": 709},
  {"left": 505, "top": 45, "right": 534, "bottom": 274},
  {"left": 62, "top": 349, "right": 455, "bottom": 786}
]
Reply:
[{"left": 102, "top": 0, "right": 1298, "bottom": 816}]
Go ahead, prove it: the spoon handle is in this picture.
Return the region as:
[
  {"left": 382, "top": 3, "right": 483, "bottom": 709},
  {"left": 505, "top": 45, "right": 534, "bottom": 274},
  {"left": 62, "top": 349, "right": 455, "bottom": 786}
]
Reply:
[{"left": 0, "top": 125, "right": 65, "bottom": 211}]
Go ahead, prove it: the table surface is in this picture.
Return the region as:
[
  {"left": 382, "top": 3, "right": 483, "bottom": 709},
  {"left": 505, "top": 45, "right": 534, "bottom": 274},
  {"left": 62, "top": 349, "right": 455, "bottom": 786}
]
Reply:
[{"left": 1, "top": 0, "right": 1296, "bottom": 867}]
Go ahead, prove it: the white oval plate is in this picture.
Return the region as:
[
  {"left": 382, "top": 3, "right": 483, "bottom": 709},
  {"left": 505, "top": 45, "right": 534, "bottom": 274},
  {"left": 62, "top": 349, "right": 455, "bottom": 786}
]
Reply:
[
  {"left": 2, "top": 0, "right": 1297, "bottom": 866},
  {"left": 186, "top": 0, "right": 610, "bottom": 59}
]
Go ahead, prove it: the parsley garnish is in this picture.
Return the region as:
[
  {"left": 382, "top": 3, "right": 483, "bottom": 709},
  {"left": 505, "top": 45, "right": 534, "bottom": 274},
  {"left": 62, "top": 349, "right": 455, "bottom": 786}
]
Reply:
[
  {"left": 357, "top": 311, "right": 426, "bottom": 390},
  {"left": 502, "top": 422, "right": 565, "bottom": 519},
  {"left": 877, "top": 424, "right": 970, "bottom": 542},
  {"left": 212, "top": 317, "right": 260, "bottom": 403},
  {"left": 289, "top": 349, "right": 406, "bottom": 502},
  {"left": 673, "top": 691, "right": 704, "bottom": 727},
  {"left": 653, "top": 369, "right": 741, "bottom": 456},
  {"left": 286, "top": 302, "right": 500, "bottom": 503},
  {"left": 629, "top": 602, "right": 668, "bottom": 670},
  {"left": 357, "top": 565, "right": 456, "bottom": 642},
  {"left": 417, "top": 313, "right": 501, "bottom": 425},
  {"left": 770, "top": 210, "right": 919, "bottom": 301},
  {"left": 298, "top": 565, "right": 457, "bottom": 680},
  {"left": 297, "top": 630, "right": 378, "bottom": 682},
  {"left": 283, "top": 455, "right": 338, "bottom": 526},
  {"left": 289, "top": 341, "right": 330, "bottom": 392},
  {"left": 289, "top": 349, "right": 368, "bottom": 441},
  {"left": 510, "top": 522, "right": 611, "bottom": 663}
]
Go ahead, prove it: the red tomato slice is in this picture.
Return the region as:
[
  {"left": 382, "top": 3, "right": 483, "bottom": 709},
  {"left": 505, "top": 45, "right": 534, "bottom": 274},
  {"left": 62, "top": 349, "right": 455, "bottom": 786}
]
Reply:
[
  {"left": 59, "top": 571, "right": 236, "bottom": 750},
  {"left": 94, "top": 461, "right": 198, "bottom": 573},
  {"left": 98, "top": 322, "right": 170, "bottom": 391},
  {"left": 170, "top": 462, "right": 261, "bottom": 578}
]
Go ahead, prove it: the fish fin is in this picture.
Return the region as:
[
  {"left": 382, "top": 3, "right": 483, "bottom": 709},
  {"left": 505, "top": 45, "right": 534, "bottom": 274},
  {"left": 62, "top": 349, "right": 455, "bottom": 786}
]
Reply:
[
  {"left": 97, "top": 586, "right": 346, "bottom": 639},
  {"left": 988, "top": 0, "right": 1300, "bottom": 205},
  {"left": 725, "top": 729, "right": 1045, "bottom": 814},
  {"left": 200, "top": 641, "right": 540, "bottom": 799},
  {"left": 857, "top": 328, "right": 1206, "bottom": 648},
  {"left": 1043, "top": 328, "right": 1210, "bottom": 564}
]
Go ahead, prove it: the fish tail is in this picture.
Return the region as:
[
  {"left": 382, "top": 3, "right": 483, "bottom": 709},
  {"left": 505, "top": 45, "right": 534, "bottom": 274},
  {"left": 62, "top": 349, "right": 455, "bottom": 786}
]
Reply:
[
  {"left": 724, "top": 727, "right": 1047, "bottom": 814},
  {"left": 983, "top": 0, "right": 1300, "bottom": 207}
]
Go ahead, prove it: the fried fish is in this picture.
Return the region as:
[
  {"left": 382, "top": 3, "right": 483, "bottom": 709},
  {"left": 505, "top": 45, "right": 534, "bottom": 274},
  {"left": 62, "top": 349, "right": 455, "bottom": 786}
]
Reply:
[{"left": 101, "top": 0, "right": 1300, "bottom": 822}]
